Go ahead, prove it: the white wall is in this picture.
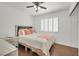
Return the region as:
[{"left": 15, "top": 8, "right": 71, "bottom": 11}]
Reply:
[
  {"left": 33, "top": 9, "right": 78, "bottom": 48},
  {"left": 0, "top": 3, "right": 33, "bottom": 37}
]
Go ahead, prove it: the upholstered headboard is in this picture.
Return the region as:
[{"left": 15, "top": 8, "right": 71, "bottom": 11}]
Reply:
[{"left": 16, "top": 26, "right": 32, "bottom": 36}]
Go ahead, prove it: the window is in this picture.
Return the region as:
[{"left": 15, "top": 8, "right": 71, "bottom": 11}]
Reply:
[{"left": 40, "top": 17, "right": 58, "bottom": 32}]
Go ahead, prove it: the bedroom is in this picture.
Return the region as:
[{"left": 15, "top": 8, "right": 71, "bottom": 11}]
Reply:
[{"left": 0, "top": 2, "right": 79, "bottom": 56}]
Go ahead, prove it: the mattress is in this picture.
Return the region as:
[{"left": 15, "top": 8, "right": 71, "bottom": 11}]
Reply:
[{"left": 18, "top": 33, "right": 55, "bottom": 55}]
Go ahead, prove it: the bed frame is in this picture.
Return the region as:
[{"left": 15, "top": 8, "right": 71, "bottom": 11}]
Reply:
[
  {"left": 16, "top": 25, "right": 48, "bottom": 56},
  {"left": 19, "top": 41, "right": 46, "bottom": 56},
  {"left": 16, "top": 26, "right": 51, "bottom": 56}
]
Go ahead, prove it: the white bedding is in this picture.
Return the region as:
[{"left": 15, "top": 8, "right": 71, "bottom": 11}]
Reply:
[{"left": 18, "top": 33, "right": 55, "bottom": 55}]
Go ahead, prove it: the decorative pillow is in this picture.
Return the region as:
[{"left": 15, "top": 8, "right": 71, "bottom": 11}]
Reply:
[
  {"left": 29, "top": 28, "right": 33, "bottom": 33},
  {"left": 24, "top": 29, "right": 32, "bottom": 35},
  {"left": 19, "top": 29, "right": 24, "bottom": 36}
]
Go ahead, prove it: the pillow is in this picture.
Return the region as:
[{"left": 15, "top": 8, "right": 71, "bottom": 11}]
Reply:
[
  {"left": 24, "top": 29, "right": 32, "bottom": 35},
  {"left": 29, "top": 28, "right": 33, "bottom": 33},
  {"left": 19, "top": 29, "right": 24, "bottom": 36}
]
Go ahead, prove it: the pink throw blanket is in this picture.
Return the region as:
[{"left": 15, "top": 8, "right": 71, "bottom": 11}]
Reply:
[{"left": 39, "top": 34, "right": 50, "bottom": 40}]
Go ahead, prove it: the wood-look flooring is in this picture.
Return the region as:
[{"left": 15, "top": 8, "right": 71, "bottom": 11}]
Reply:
[{"left": 18, "top": 44, "right": 78, "bottom": 56}]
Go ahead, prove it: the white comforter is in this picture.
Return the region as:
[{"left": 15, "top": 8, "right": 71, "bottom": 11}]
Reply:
[{"left": 18, "top": 33, "right": 55, "bottom": 55}]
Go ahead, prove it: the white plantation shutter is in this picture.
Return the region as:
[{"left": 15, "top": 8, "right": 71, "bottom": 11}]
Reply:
[
  {"left": 44, "top": 19, "right": 48, "bottom": 31},
  {"left": 49, "top": 18, "right": 53, "bottom": 32},
  {"left": 53, "top": 17, "right": 58, "bottom": 32},
  {"left": 41, "top": 19, "right": 44, "bottom": 31},
  {"left": 41, "top": 17, "right": 58, "bottom": 32}
]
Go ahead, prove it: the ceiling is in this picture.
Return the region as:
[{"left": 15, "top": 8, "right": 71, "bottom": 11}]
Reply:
[{"left": 3, "top": 2, "right": 72, "bottom": 16}]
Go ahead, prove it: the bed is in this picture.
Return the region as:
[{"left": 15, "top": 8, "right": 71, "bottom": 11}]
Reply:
[{"left": 16, "top": 26, "right": 55, "bottom": 56}]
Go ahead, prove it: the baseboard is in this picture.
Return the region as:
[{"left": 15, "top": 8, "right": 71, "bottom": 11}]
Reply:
[{"left": 56, "top": 42, "right": 78, "bottom": 49}]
